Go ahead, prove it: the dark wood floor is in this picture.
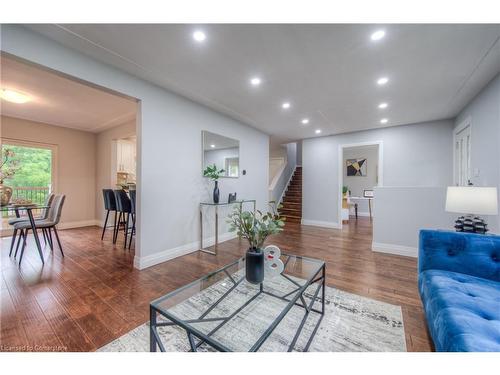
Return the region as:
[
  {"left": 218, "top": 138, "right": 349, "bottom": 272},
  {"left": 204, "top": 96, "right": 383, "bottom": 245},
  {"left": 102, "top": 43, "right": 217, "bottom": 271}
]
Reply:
[{"left": 0, "top": 218, "right": 432, "bottom": 352}]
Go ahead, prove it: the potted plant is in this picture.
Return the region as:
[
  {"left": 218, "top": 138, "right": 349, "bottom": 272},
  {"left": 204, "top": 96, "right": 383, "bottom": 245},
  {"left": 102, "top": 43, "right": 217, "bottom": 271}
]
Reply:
[
  {"left": 203, "top": 164, "right": 225, "bottom": 203},
  {"left": 0, "top": 148, "right": 20, "bottom": 206},
  {"left": 227, "top": 201, "right": 285, "bottom": 284}
]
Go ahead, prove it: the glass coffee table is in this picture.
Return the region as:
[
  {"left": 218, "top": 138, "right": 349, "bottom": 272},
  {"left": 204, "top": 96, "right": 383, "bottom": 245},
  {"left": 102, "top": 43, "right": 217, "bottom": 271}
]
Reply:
[{"left": 150, "top": 254, "right": 325, "bottom": 352}]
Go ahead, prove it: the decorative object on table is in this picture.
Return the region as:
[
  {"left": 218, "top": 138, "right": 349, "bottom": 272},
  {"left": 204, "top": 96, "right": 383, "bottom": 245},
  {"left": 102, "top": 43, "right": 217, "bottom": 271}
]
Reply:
[
  {"left": 445, "top": 186, "right": 498, "bottom": 234},
  {"left": 346, "top": 158, "right": 367, "bottom": 176},
  {"left": 342, "top": 185, "right": 349, "bottom": 197},
  {"left": 228, "top": 192, "right": 237, "bottom": 203},
  {"left": 263, "top": 245, "right": 284, "bottom": 278},
  {"left": 11, "top": 198, "right": 33, "bottom": 207},
  {"left": 363, "top": 189, "right": 374, "bottom": 198},
  {"left": 0, "top": 148, "right": 20, "bottom": 206},
  {"left": 203, "top": 164, "right": 225, "bottom": 204},
  {"left": 227, "top": 201, "right": 285, "bottom": 284}
]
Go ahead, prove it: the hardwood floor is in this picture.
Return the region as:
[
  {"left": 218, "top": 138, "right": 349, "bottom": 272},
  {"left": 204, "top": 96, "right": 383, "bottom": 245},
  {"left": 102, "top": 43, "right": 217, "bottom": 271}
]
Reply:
[{"left": 0, "top": 218, "right": 432, "bottom": 352}]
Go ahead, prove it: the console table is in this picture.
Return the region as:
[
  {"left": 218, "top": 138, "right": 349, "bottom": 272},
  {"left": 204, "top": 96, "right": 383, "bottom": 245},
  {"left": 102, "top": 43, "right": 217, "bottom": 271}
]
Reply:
[{"left": 199, "top": 200, "right": 256, "bottom": 255}]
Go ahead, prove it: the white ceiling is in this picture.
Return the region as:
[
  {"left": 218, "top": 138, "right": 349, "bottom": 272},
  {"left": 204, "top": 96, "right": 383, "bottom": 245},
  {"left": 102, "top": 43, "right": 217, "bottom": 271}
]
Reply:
[
  {"left": 22, "top": 24, "right": 500, "bottom": 145},
  {"left": 0, "top": 55, "right": 137, "bottom": 132}
]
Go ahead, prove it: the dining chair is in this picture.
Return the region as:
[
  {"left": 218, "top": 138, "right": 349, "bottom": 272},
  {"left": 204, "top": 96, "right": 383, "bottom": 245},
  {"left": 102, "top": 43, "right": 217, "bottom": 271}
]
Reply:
[
  {"left": 9, "top": 194, "right": 54, "bottom": 257},
  {"left": 113, "top": 190, "right": 132, "bottom": 247},
  {"left": 127, "top": 189, "right": 136, "bottom": 250},
  {"left": 101, "top": 189, "right": 118, "bottom": 241},
  {"left": 14, "top": 194, "right": 66, "bottom": 266}
]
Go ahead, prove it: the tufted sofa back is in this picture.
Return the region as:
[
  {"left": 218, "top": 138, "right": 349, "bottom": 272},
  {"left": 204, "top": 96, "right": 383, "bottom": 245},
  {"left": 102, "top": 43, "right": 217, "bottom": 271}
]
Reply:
[{"left": 419, "top": 230, "right": 500, "bottom": 282}]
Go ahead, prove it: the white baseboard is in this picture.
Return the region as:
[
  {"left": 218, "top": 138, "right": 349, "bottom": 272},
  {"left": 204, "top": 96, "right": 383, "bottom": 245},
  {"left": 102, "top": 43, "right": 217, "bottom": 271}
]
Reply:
[
  {"left": 349, "top": 211, "right": 372, "bottom": 217},
  {"left": 57, "top": 219, "right": 101, "bottom": 230},
  {"left": 300, "top": 219, "right": 340, "bottom": 229},
  {"left": 133, "top": 232, "right": 238, "bottom": 270},
  {"left": 372, "top": 242, "right": 418, "bottom": 258}
]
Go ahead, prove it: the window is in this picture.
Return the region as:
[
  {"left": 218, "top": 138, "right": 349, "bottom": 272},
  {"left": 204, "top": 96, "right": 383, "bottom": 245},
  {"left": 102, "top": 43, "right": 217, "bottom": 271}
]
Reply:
[{"left": 454, "top": 120, "right": 471, "bottom": 186}]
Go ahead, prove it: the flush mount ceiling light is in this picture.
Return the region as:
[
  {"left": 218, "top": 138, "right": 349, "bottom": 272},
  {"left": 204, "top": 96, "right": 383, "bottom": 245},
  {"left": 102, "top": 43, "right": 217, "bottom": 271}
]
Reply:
[
  {"left": 250, "top": 77, "right": 261, "bottom": 86},
  {"left": 210, "top": 144, "right": 215, "bottom": 148},
  {"left": 378, "top": 102, "right": 388, "bottom": 109},
  {"left": 370, "top": 30, "right": 386, "bottom": 41},
  {"left": 192, "top": 30, "right": 206, "bottom": 42},
  {"left": 282, "top": 102, "right": 291, "bottom": 109},
  {"left": 377, "top": 77, "right": 389, "bottom": 85},
  {"left": 315, "top": 129, "right": 322, "bottom": 134},
  {"left": 0, "top": 89, "right": 30, "bottom": 104},
  {"left": 301, "top": 118, "right": 310, "bottom": 125},
  {"left": 380, "top": 118, "right": 388, "bottom": 124}
]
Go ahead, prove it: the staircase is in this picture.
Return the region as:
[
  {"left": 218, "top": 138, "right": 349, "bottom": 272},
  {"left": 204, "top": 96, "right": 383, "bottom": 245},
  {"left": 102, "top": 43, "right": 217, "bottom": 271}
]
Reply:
[{"left": 279, "top": 167, "right": 302, "bottom": 224}]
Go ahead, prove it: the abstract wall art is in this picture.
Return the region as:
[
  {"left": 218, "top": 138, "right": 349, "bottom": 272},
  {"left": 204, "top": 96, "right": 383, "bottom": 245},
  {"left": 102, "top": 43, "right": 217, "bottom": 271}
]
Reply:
[{"left": 346, "top": 158, "right": 367, "bottom": 176}]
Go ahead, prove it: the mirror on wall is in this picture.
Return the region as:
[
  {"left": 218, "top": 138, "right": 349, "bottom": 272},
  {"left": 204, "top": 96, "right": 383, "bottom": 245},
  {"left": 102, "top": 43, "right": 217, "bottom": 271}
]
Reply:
[{"left": 202, "top": 131, "right": 240, "bottom": 178}]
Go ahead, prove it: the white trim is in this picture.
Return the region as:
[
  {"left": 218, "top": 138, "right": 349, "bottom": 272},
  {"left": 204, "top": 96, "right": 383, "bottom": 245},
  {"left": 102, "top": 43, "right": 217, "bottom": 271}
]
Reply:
[
  {"left": 133, "top": 232, "right": 238, "bottom": 270},
  {"left": 372, "top": 242, "right": 418, "bottom": 258},
  {"left": 338, "top": 140, "right": 383, "bottom": 230},
  {"left": 300, "top": 219, "right": 340, "bottom": 229},
  {"left": 57, "top": 219, "right": 101, "bottom": 230},
  {"left": 278, "top": 166, "right": 297, "bottom": 204},
  {"left": 349, "top": 211, "right": 371, "bottom": 217}
]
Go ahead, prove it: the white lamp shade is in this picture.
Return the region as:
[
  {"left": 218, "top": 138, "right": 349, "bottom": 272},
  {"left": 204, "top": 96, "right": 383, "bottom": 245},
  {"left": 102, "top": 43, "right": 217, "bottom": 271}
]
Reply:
[{"left": 445, "top": 186, "right": 498, "bottom": 215}]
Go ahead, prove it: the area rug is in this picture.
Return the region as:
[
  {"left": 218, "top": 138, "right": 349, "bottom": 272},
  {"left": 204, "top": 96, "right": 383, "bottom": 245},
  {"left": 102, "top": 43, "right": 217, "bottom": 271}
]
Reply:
[{"left": 98, "top": 275, "right": 406, "bottom": 352}]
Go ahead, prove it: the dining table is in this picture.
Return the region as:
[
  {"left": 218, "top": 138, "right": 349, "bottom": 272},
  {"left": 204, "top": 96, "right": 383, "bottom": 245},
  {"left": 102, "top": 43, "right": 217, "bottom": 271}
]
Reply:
[{"left": 1, "top": 203, "right": 50, "bottom": 264}]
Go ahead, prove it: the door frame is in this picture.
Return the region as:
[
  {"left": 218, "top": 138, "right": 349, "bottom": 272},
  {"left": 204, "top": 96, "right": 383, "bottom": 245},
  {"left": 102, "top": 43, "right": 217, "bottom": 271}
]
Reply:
[
  {"left": 337, "top": 140, "right": 384, "bottom": 230},
  {"left": 453, "top": 117, "right": 472, "bottom": 186}
]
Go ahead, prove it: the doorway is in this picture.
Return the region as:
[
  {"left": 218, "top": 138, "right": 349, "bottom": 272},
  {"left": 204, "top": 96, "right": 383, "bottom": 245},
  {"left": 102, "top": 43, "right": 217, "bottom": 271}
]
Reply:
[{"left": 338, "top": 141, "right": 383, "bottom": 229}]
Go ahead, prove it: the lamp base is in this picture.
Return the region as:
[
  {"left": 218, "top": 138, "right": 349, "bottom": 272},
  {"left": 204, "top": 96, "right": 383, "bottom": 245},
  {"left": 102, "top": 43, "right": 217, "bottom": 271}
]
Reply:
[{"left": 454, "top": 215, "right": 489, "bottom": 234}]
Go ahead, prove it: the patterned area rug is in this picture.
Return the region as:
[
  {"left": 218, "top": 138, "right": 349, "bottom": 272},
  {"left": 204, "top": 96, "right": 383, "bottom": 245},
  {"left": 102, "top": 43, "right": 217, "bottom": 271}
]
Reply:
[{"left": 99, "top": 277, "right": 407, "bottom": 352}]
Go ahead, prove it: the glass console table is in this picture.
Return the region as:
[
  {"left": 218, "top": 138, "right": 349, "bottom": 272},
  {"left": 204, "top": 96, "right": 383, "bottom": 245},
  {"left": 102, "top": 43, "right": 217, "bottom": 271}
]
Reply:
[{"left": 199, "top": 200, "right": 256, "bottom": 255}]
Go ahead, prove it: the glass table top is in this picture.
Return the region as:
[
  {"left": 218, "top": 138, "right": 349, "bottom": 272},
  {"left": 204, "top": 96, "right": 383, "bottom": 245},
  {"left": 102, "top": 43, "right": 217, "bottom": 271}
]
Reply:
[
  {"left": 0, "top": 204, "right": 49, "bottom": 212},
  {"left": 151, "top": 253, "right": 325, "bottom": 351},
  {"left": 199, "top": 199, "right": 256, "bottom": 206}
]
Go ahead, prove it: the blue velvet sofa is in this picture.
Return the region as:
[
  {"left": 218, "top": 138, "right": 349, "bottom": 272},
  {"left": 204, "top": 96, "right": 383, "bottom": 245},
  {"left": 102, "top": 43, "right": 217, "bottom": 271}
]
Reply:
[{"left": 418, "top": 230, "right": 500, "bottom": 351}]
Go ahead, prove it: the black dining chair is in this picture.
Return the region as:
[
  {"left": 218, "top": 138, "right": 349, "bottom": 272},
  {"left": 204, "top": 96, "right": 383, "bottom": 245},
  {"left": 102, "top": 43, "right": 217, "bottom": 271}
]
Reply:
[
  {"left": 127, "top": 189, "right": 136, "bottom": 250},
  {"left": 113, "top": 190, "right": 132, "bottom": 247},
  {"left": 101, "top": 189, "right": 118, "bottom": 241}
]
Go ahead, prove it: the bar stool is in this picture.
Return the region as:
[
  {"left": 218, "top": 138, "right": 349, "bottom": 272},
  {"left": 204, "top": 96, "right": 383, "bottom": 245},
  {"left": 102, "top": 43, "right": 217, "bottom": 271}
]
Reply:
[
  {"left": 113, "top": 190, "right": 131, "bottom": 246},
  {"left": 101, "top": 189, "right": 118, "bottom": 241},
  {"left": 127, "top": 189, "right": 136, "bottom": 250}
]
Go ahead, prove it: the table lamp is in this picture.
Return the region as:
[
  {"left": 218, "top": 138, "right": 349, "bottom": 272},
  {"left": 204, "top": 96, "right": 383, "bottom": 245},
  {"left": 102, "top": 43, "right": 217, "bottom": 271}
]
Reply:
[{"left": 445, "top": 186, "right": 498, "bottom": 234}]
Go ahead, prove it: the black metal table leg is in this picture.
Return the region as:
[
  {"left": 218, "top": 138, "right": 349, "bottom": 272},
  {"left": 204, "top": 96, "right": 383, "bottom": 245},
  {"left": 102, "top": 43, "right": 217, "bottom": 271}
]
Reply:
[
  {"left": 150, "top": 306, "right": 157, "bottom": 352},
  {"left": 27, "top": 208, "right": 44, "bottom": 264}
]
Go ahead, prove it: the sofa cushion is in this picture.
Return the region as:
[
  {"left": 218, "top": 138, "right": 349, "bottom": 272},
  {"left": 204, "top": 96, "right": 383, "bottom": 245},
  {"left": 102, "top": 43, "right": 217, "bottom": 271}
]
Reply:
[{"left": 419, "top": 269, "right": 500, "bottom": 352}]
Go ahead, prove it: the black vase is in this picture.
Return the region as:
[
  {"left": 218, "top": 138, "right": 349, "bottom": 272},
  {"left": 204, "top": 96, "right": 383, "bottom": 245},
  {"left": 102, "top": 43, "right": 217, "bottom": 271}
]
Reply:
[
  {"left": 245, "top": 248, "right": 264, "bottom": 284},
  {"left": 213, "top": 180, "right": 220, "bottom": 204}
]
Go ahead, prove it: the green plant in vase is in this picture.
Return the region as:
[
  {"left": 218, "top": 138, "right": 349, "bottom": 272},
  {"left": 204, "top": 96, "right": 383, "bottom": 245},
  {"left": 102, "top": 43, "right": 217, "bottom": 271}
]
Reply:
[
  {"left": 203, "top": 164, "right": 225, "bottom": 203},
  {"left": 227, "top": 201, "right": 285, "bottom": 283}
]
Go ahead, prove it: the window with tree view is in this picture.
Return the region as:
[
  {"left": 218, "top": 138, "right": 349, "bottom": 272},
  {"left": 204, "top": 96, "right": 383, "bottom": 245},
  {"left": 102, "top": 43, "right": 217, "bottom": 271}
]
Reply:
[{"left": 1, "top": 143, "right": 53, "bottom": 207}]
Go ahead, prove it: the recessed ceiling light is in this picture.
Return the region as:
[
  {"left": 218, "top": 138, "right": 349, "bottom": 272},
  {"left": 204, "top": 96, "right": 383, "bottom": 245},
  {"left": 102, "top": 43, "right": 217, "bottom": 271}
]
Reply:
[
  {"left": 370, "top": 30, "right": 386, "bottom": 41},
  {"left": 301, "top": 118, "right": 310, "bottom": 125},
  {"left": 250, "top": 77, "right": 261, "bottom": 86},
  {"left": 377, "top": 77, "right": 389, "bottom": 85},
  {"left": 0, "top": 89, "right": 30, "bottom": 104},
  {"left": 210, "top": 144, "right": 215, "bottom": 148},
  {"left": 315, "top": 129, "right": 322, "bottom": 134},
  {"left": 282, "top": 102, "right": 291, "bottom": 109},
  {"left": 380, "top": 118, "right": 388, "bottom": 124},
  {"left": 192, "top": 30, "right": 206, "bottom": 42},
  {"left": 378, "top": 102, "right": 388, "bottom": 109}
]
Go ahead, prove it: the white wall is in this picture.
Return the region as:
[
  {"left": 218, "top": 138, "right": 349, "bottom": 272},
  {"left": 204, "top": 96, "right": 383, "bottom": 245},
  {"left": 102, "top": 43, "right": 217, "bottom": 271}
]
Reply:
[
  {"left": 1, "top": 25, "right": 269, "bottom": 269},
  {"left": 343, "top": 144, "right": 379, "bottom": 214},
  {"left": 454, "top": 74, "right": 500, "bottom": 233},
  {"left": 302, "top": 120, "right": 454, "bottom": 227},
  {"left": 372, "top": 187, "right": 457, "bottom": 257}
]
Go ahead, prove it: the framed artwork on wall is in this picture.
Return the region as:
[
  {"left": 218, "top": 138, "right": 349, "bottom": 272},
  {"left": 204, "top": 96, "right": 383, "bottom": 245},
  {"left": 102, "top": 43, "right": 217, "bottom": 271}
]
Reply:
[{"left": 346, "top": 158, "right": 367, "bottom": 176}]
